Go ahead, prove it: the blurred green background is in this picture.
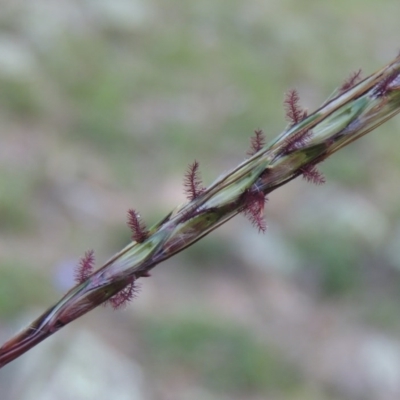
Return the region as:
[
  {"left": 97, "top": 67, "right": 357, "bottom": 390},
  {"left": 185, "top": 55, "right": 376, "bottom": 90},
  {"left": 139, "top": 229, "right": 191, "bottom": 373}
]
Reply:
[{"left": 1, "top": 1, "right": 400, "bottom": 399}]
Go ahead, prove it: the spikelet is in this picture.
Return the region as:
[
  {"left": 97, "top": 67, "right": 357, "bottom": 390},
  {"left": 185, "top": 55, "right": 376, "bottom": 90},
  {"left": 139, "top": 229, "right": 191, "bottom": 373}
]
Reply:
[{"left": 374, "top": 70, "right": 400, "bottom": 97}]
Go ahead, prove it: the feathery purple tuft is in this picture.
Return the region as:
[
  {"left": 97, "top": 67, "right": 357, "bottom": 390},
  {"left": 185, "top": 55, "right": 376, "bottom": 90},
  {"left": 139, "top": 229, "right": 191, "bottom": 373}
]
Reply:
[
  {"left": 284, "top": 89, "right": 306, "bottom": 126},
  {"left": 247, "top": 129, "right": 266, "bottom": 156},
  {"left": 74, "top": 250, "right": 95, "bottom": 284},
  {"left": 184, "top": 160, "right": 205, "bottom": 201},
  {"left": 301, "top": 164, "right": 325, "bottom": 185},
  {"left": 240, "top": 189, "right": 267, "bottom": 232},
  {"left": 282, "top": 89, "right": 312, "bottom": 153},
  {"left": 127, "top": 209, "right": 148, "bottom": 243},
  {"left": 339, "top": 69, "right": 362, "bottom": 92},
  {"left": 106, "top": 278, "right": 138, "bottom": 310}
]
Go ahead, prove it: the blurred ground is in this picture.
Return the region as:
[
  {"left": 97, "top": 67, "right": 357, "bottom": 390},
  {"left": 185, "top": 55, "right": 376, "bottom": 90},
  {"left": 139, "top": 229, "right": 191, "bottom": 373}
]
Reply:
[{"left": 1, "top": 1, "right": 400, "bottom": 399}]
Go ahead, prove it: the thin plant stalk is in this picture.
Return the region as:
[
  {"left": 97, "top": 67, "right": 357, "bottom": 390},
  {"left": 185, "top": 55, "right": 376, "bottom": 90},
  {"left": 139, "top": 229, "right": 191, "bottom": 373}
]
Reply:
[{"left": 1, "top": 54, "right": 400, "bottom": 368}]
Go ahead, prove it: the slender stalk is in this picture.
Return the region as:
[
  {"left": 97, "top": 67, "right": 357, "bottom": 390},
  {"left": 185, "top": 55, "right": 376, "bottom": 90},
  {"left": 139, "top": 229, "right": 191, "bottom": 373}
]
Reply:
[{"left": 1, "top": 54, "right": 400, "bottom": 368}]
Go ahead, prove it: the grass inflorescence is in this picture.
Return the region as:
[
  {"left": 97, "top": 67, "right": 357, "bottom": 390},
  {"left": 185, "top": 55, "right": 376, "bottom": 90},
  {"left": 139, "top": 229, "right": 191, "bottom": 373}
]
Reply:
[{"left": 1, "top": 54, "right": 400, "bottom": 367}]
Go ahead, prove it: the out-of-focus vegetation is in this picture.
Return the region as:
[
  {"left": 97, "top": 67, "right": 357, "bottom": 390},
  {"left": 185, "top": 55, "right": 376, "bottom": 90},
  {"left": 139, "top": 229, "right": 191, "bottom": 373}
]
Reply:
[
  {"left": 142, "top": 316, "right": 301, "bottom": 394},
  {"left": 1, "top": 1, "right": 400, "bottom": 399}
]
